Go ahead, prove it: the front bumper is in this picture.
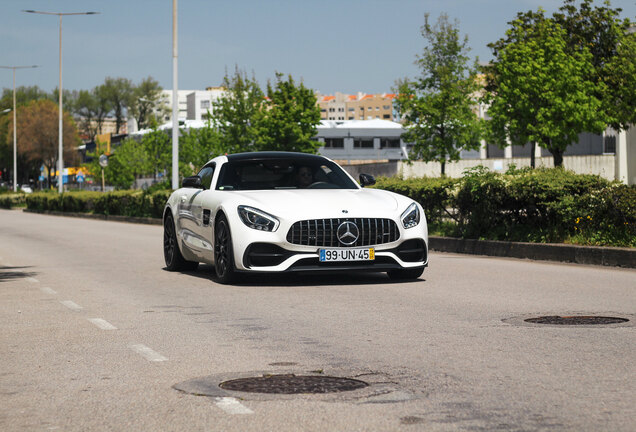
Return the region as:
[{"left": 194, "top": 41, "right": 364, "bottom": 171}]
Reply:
[{"left": 239, "top": 239, "right": 428, "bottom": 273}]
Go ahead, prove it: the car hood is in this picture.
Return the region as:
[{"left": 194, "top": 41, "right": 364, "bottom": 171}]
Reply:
[{"left": 227, "top": 188, "right": 404, "bottom": 220}]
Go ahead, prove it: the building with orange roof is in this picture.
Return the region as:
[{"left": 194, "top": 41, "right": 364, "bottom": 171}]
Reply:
[{"left": 315, "top": 92, "right": 397, "bottom": 121}]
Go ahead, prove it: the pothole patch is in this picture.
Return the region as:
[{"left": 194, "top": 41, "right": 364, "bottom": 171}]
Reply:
[
  {"left": 219, "top": 374, "right": 368, "bottom": 394},
  {"left": 173, "top": 369, "right": 403, "bottom": 402},
  {"left": 525, "top": 315, "right": 629, "bottom": 325},
  {"left": 503, "top": 313, "right": 634, "bottom": 328}
]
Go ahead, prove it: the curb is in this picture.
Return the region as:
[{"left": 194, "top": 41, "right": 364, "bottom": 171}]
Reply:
[
  {"left": 20, "top": 209, "right": 634, "bottom": 268},
  {"left": 429, "top": 236, "right": 635, "bottom": 268},
  {"left": 23, "top": 209, "right": 162, "bottom": 226}
]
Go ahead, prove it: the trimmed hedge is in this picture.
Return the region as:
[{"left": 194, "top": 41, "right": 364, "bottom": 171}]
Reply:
[
  {"left": 18, "top": 167, "right": 636, "bottom": 248},
  {"left": 375, "top": 167, "right": 635, "bottom": 248},
  {"left": 0, "top": 193, "right": 27, "bottom": 209},
  {"left": 25, "top": 190, "right": 172, "bottom": 219}
]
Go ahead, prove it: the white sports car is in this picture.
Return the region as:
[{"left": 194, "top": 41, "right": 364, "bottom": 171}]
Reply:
[{"left": 163, "top": 152, "right": 428, "bottom": 284}]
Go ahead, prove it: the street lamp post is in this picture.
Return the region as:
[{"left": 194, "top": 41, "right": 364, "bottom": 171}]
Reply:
[
  {"left": 23, "top": 10, "right": 99, "bottom": 193},
  {"left": 172, "top": 0, "right": 179, "bottom": 190},
  {"left": 0, "top": 65, "right": 38, "bottom": 192}
]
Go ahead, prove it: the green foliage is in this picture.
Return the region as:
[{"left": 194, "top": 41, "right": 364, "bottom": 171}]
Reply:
[
  {"left": 212, "top": 67, "right": 264, "bottom": 153},
  {"left": 100, "top": 77, "right": 134, "bottom": 134},
  {"left": 0, "top": 193, "right": 27, "bottom": 209},
  {"left": 375, "top": 168, "right": 635, "bottom": 247},
  {"left": 179, "top": 122, "right": 224, "bottom": 176},
  {"left": 25, "top": 190, "right": 172, "bottom": 219},
  {"left": 212, "top": 67, "right": 322, "bottom": 154},
  {"left": 373, "top": 176, "right": 458, "bottom": 226},
  {"left": 394, "top": 13, "right": 482, "bottom": 175},
  {"left": 553, "top": 0, "right": 635, "bottom": 131},
  {"left": 128, "top": 76, "right": 165, "bottom": 130},
  {"left": 254, "top": 73, "right": 322, "bottom": 153},
  {"left": 485, "top": 15, "right": 606, "bottom": 167}
]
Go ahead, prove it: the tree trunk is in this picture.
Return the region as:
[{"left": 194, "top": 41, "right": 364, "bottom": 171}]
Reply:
[
  {"left": 530, "top": 142, "right": 536, "bottom": 168},
  {"left": 440, "top": 161, "right": 446, "bottom": 177},
  {"left": 550, "top": 148, "right": 564, "bottom": 167}
]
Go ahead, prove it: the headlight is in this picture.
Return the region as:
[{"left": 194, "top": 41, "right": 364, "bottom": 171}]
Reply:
[
  {"left": 401, "top": 202, "right": 420, "bottom": 229},
  {"left": 238, "top": 206, "right": 279, "bottom": 232}
]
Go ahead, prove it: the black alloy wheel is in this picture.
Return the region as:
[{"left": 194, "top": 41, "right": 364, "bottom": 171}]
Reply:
[
  {"left": 214, "top": 214, "right": 237, "bottom": 284},
  {"left": 164, "top": 213, "right": 198, "bottom": 271}
]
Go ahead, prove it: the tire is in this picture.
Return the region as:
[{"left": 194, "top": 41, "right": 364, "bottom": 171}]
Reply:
[
  {"left": 164, "top": 213, "right": 199, "bottom": 271},
  {"left": 214, "top": 214, "right": 237, "bottom": 284},
  {"left": 387, "top": 267, "right": 424, "bottom": 281}
]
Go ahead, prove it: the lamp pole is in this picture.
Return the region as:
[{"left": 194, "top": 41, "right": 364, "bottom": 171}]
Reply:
[
  {"left": 172, "top": 0, "right": 179, "bottom": 190},
  {"left": 0, "top": 65, "right": 38, "bottom": 192},
  {"left": 23, "top": 10, "right": 99, "bottom": 193}
]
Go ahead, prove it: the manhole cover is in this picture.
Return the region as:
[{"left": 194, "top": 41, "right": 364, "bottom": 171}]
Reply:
[
  {"left": 524, "top": 315, "right": 629, "bottom": 325},
  {"left": 219, "top": 374, "right": 368, "bottom": 394}
]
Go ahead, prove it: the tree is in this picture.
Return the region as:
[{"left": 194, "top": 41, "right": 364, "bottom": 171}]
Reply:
[
  {"left": 212, "top": 67, "right": 264, "bottom": 153},
  {"left": 100, "top": 77, "right": 133, "bottom": 134},
  {"left": 179, "top": 122, "right": 225, "bottom": 177},
  {"left": 10, "top": 99, "right": 80, "bottom": 186},
  {"left": 485, "top": 15, "right": 607, "bottom": 167},
  {"left": 1, "top": 85, "right": 51, "bottom": 108},
  {"left": 128, "top": 76, "right": 165, "bottom": 131},
  {"left": 553, "top": 0, "right": 635, "bottom": 130},
  {"left": 0, "top": 86, "right": 54, "bottom": 183},
  {"left": 141, "top": 128, "right": 171, "bottom": 181},
  {"left": 73, "top": 89, "right": 113, "bottom": 141},
  {"left": 253, "top": 73, "right": 322, "bottom": 153},
  {"left": 394, "top": 14, "right": 482, "bottom": 175}
]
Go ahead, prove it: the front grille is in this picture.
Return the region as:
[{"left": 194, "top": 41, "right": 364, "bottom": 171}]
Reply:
[{"left": 286, "top": 218, "right": 400, "bottom": 247}]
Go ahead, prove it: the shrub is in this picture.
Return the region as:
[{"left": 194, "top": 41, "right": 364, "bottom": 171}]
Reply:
[
  {"left": 0, "top": 193, "right": 26, "bottom": 209},
  {"left": 26, "top": 189, "right": 173, "bottom": 219},
  {"left": 373, "top": 176, "right": 458, "bottom": 226},
  {"left": 374, "top": 167, "right": 635, "bottom": 247}
]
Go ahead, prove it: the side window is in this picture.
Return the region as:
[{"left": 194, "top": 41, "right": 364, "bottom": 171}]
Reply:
[{"left": 197, "top": 164, "right": 215, "bottom": 189}]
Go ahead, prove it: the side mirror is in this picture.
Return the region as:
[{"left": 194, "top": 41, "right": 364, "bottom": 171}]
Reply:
[
  {"left": 182, "top": 175, "right": 203, "bottom": 189},
  {"left": 359, "top": 173, "right": 376, "bottom": 187}
]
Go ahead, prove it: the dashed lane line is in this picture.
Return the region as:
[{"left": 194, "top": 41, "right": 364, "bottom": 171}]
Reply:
[
  {"left": 88, "top": 318, "right": 117, "bottom": 330},
  {"left": 130, "top": 344, "right": 168, "bottom": 362},
  {"left": 39, "top": 287, "right": 57, "bottom": 295},
  {"left": 215, "top": 397, "right": 254, "bottom": 415},
  {"left": 60, "top": 300, "right": 83, "bottom": 311},
  {"left": 26, "top": 277, "right": 39, "bottom": 283}
]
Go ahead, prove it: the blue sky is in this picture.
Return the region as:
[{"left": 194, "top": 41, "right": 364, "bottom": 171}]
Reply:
[{"left": 1, "top": 0, "right": 634, "bottom": 95}]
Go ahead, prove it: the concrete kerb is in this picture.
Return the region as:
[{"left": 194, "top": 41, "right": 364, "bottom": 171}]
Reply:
[
  {"left": 429, "top": 236, "right": 635, "bottom": 268},
  {"left": 21, "top": 209, "right": 635, "bottom": 268},
  {"left": 23, "top": 209, "right": 162, "bottom": 226}
]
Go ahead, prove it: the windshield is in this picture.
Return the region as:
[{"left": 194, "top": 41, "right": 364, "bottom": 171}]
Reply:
[{"left": 215, "top": 157, "right": 358, "bottom": 190}]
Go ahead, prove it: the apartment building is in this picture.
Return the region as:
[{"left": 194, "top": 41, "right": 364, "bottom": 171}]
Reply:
[{"left": 316, "top": 92, "right": 396, "bottom": 121}]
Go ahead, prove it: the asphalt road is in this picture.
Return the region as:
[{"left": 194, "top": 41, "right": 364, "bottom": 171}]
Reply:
[{"left": 1, "top": 209, "right": 634, "bottom": 432}]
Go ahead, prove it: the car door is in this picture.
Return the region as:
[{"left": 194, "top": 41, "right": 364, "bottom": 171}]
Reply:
[{"left": 177, "top": 164, "right": 215, "bottom": 262}]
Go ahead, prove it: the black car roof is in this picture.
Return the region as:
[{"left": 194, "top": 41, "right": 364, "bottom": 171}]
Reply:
[{"left": 226, "top": 151, "right": 328, "bottom": 162}]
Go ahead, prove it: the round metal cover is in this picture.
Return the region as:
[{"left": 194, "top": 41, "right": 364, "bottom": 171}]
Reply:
[
  {"left": 524, "top": 315, "right": 629, "bottom": 325},
  {"left": 219, "top": 374, "right": 368, "bottom": 394}
]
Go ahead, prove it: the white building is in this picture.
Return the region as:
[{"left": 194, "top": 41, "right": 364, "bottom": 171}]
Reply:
[
  {"left": 185, "top": 87, "right": 226, "bottom": 121},
  {"left": 160, "top": 90, "right": 195, "bottom": 122}
]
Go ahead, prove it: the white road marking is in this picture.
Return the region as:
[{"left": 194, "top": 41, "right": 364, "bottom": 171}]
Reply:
[
  {"left": 88, "top": 318, "right": 117, "bottom": 330},
  {"left": 215, "top": 397, "right": 254, "bottom": 415},
  {"left": 26, "top": 277, "right": 39, "bottom": 283},
  {"left": 60, "top": 300, "right": 83, "bottom": 311},
  {"left": 5, "top": 262, "right": 13, "bottom": 266},
  {"left": 40, "top": 287, "right": 57, "bottom": 295},
  {"left": 130, "top": 344, "right": 168, "bottom": 362}
]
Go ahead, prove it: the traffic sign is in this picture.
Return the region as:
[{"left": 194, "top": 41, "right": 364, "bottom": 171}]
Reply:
[{"left": 99, "top": 154, "right": 108, "bottom": 168}]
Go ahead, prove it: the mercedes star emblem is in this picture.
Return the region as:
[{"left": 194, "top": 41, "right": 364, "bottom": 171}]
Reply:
[{"left": 337, "top": 221, "right": 359, "bottom": 246}]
